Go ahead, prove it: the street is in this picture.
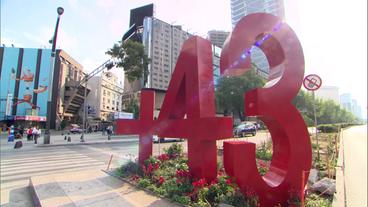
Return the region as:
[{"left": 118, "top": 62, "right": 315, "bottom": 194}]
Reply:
[
  {"left": 342, "top": 125, "right": 367, "bottom": 207},
  {"left": 0, "top": 131, "right": 270, "bottom": 206}
]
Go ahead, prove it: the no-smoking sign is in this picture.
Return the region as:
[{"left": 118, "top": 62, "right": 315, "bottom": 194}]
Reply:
[{"left": 303, "top": 74, "right": 322, "bottom": 91}]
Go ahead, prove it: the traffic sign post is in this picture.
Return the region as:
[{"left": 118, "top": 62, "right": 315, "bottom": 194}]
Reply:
[{"left": 303, "top": 74, "right": 322, "bottom": 161}]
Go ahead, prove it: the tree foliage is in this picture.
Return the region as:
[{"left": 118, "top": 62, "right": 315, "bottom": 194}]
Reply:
[
  {"left": 106, "top": 40, "right": 150, "bottom": 85},
  {"left": 125, "top": 98, "right": 139, "bottom": 119},
  {"left": 215, "top": 69, "right": 359, "bottom": 126},
  {"left": 292, "top": 90, "right": 358, "bottom": 126},
  {"left": 215, "top": 68, "right": 266, "bottom": 120}
]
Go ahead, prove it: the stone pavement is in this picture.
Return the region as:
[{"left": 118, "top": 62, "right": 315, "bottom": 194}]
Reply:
[
  {"left": 29, "top": 169, "right": 178, "bottom": 207},
  {"left": 333, "top": 125, "right": 367, "bottom": 207}
]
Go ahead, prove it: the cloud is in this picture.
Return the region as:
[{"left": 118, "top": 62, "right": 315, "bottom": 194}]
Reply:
[{"left": 0, "top": 37, "right": 25, "bottom": 48}]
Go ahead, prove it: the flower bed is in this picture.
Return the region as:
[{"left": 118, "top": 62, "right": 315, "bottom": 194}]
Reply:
[
  {"left": 115, "top": 143, "right": 255, "bottom": 206},
  {"left": 114, "top": 143, "right": 332, "bottom": 207}
]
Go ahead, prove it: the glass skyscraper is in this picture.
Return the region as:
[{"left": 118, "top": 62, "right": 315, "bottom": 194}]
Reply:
[{"left": 230, "top": 0, "right": 285, "bottom": 76}]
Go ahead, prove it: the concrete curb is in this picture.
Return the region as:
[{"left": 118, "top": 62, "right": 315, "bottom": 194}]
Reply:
[
  {"left": 102, "top": 169, "right": 182, "bottom": 207},
  {"left": 333, "top": 129, "right": 345, "bottom": 207},
  {"left": 29, "top": 178, "right": 42, "bottom": 207},
  {"left": 36, "top": 139, "right": 138, "bottom": 147}
]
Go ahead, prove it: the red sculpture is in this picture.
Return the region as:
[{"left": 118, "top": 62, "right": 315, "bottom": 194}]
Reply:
[
  {"left": 116, "top": 13, "right": 311, "bottom": 206},
  {"left": 115, "top": 89, "right": 155, "bottom": 165},
  {"left": 221, "top": 13, "right": 311, "bottom": 206},
  {"left": 116, "top": 37, "right": 233, "bottom": 180}
]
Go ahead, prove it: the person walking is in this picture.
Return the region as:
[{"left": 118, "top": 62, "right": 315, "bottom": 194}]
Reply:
[
  {"left": 107, "top": 125, "right": 112, "bottom": 140},
  {"left": 27, "top": 127, "right": 33, "bottom": 141},
  {"left": 32, "top": 126, "right": 38, "bottom": 144}
]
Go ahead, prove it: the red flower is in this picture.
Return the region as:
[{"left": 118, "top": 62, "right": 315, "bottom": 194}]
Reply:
[
  {"left": 176, "top": 169, "right": 189, "bottom": 178},
  {"left": 226, "top": 178, "right": 232, "bottom": 185},
  {"left": 130, "top": 175, "right": 140, "bottom": 181},
  {"left": 210, "top": 178, "right": 218, "bottom": 186},
  {"left": 158, "top": 176, "right": 165, "bottom": 185},
  {"left": 192, "top": 178, "right": 207, "bottom": 188},
  {"left": 157, "top": 154, "right": 169, "bottom": 161},
  {"left": 154, "top": 162, "right": 160, "bottom": 170}
]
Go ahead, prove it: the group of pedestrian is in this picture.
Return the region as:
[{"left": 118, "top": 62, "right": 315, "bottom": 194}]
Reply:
[{"left": 26, "top": 126, "right": 41, "bottom": 144}]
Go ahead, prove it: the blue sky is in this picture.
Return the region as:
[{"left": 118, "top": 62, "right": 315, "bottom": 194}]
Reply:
[{"left": 1, "top": 0, "right": 367, "bottom": 115}]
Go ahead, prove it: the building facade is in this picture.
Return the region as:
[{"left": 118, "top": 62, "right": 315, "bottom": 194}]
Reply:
[
  {"left": 0, "top": 47, "right": 87, "bottom": 129},
  {"left": 87, "top": 72, "right": 123, "bottom": 122},
  {"left": 208, "top": 30, "right": 230, "bottom": 48},
  {"left": 230, "top": 0, "right": 285, "bottom": 76},
  {"left": 340, "top": 93, "right": 362, "bottom": 119},
  {"left": 142, "top": 17, "right": 191, "bottom": 91}
]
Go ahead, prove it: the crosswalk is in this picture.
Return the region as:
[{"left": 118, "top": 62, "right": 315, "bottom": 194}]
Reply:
[{"left": 0, "top": 146, "right": 106, "bottom": 186}]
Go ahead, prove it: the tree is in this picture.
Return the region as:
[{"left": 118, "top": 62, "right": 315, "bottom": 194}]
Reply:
[
  {"left": 215, "top": 68, "right": 266, "bottom": 121},
  {"left": 292, "top": 90, "right": 359, "bottom": 126},
  {"left": 106, "top": 40, "right": 150, "bottom": 85},
  {"left": 124, "top": 98, "right": 139, "bottom": 119}
]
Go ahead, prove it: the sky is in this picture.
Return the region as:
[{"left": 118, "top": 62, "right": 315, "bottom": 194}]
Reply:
[{"left": 1, "top": 0, "right": 367, "bottom": 115}]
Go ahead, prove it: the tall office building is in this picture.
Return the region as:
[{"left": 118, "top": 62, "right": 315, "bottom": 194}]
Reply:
[
  {"left": 143, "top": 17, "right": 191, "bottom": 90},
  {"left": 340, "top": 93, "right": 363, "bottom": 119},
  {"left": 230, "top": 0, "right": 285, "bottom": 76},
  {"left": 208, "top": 30, "right": 230, "bottom": 48}
]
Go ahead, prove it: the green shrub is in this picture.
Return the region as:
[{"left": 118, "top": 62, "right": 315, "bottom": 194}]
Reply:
[
  {"left": 117, "top": 161, "right": 141, "bottom": 177},
  {"left": 137, "top": 178, "right": 151, "bottom": 188},
  {"left": 172, "top": 195, "right": 191, "bottom": 205},
  {"left": 317, "top": 124, "right": 339, "bottom": 133},
  {"left": 164, "top": 143, "right": 183, "bottom": 158},
  {"left": 305, "top": 193, "right": 332, "bottom": 207},
  {"left": 144, "top": 156, "right": 160, "bottom": 166}
]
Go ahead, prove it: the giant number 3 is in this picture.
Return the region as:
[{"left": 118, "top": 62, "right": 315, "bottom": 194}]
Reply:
[{"left": 221, "top": 14, "right": 312, "bottom": 206}]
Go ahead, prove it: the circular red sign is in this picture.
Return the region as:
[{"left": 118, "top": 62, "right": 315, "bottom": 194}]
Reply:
[{"left": 303, "top": 74, "right": 322, "bottom": 91}]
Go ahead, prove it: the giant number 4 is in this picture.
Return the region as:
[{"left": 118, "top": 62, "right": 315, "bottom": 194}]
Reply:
[
  {"left": 116, "top": 36, "right": 233, "bottom": 181},
  {"left": 221, "top": 13, "right": 312, "bottom": 206}
]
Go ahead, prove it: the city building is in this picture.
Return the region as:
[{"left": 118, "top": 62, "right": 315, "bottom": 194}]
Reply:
[
  {"left": 315, "top": 86, "right": 340, "bottom": 104},
  {"left": 340, "top": 93, "right": 363, "bottom": 119},
  {"left": 207, "top": 30, "right": 230, "bottom": 48},
  {"left": 230, "top": 0, "right": 285, "bottom": 76},
  {"left": 0, "top": 46, "right": 88, "bottom": 129},
  {"left": 121, "top": 4, "right": 224, "bottom": 114},
  {"left": 86, "top": 72, "right": 124, "bottom": 122},
  {"left": 142, "top": 17, "right": 191, "bottom": 91}
]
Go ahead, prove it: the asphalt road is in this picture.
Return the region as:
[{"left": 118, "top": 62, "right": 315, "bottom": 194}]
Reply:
[
  {"left": 0, "top": 138, "right": 139, "bottom": 207},
  {"left": 0, "top": 130, "right": 270, "bottom": 207},
  {"left": 342, "top": 125, "right": 367, "bottom": 207}
]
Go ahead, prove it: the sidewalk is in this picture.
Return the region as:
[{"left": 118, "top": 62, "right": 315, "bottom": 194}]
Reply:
[
  {"left": 29, "top": 169, "right": 178, "bottom": 207},
  {"left": 0, "top": 132, "right": 139, "bottom": 148}
]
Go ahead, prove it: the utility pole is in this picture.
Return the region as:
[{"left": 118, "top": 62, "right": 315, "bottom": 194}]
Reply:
[{"left": 44, "top": 7, "right": 64, "bottom": 144}]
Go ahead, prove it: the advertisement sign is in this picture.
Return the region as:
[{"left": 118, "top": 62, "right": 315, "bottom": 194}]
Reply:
[{"left": 114, "top": 112, "right": 134, "bottom": 119}]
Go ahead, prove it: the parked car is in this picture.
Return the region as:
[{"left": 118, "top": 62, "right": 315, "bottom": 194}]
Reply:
[
  {"left": 69, "top": 124, "right": 83, "bottom": 134},
  {"left": 153, "top": 135, "right": 183, "bottom": 143},
  {"left": 233, "top": 122, "right": 257, "bottom": 137}
]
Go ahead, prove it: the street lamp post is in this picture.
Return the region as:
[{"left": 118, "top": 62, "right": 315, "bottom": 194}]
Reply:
[
  {"left": 44, "top": 7, "right": 64, "bottom": 144},
  {"left": 81, "top": 75, "right": 88, "bottom": 142}
]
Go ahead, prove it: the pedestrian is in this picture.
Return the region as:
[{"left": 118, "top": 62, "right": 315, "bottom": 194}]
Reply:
[
  {"left": 32, "top": 126, "right": 38, "bottom": 144},
  {"left": 19, "top": 125, "right": 24, "bottom": 138},
  {"left": 107, "top": 125, "right": 112, "bottom": 140},
  {"left": 27, "top": 127, "right": 33, "bottom": 141}
]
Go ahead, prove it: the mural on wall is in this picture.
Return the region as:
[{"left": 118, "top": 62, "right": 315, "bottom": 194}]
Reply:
[
  {"left": 10, "top": 67, "right": 48, "bottom": 109},
  {"left": 116, "top": 13, "right": 311, "bottom": 206}
]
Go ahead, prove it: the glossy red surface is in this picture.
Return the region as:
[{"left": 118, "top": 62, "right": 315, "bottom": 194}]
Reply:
[{"left": 222, "top": 13, "right": 311, "bottom": 206}]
